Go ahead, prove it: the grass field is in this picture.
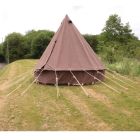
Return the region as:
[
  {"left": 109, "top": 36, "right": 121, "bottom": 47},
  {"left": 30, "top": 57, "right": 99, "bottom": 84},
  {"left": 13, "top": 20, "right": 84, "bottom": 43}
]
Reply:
[{"left": 0, "top": 59, "right": 140, "bottom": 130}]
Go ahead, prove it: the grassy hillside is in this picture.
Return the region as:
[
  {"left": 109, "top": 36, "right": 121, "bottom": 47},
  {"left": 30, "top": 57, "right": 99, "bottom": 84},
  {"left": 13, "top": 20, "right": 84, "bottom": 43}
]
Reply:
[{"left": 0, "top": 59, "right": 140, "bottom": 130}]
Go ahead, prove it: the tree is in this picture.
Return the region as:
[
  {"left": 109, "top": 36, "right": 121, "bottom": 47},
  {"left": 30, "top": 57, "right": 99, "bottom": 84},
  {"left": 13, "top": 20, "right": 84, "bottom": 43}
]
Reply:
[
  {"left": 23, "top": 30, "right": 38, "bottom": 58},
  {"left": 83, "top": 34, "right": 98, "bottom": 52},
  {"left": 101, "top": 14, "right": 137, "bottom": 43},
  {"left": 31, "top": 30, "right": 54, "bottom": 58},
  {"left": 3, "top": 33, "right": 25, "bottom": 62},
  {"left": 0, "top": 44, "right": 5, "bottom": 62}
]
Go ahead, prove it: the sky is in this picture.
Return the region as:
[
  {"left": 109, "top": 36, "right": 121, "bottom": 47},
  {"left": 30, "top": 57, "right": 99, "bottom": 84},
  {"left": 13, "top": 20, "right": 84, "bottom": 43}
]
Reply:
[{"left": 0, "top": 0, "right": 140, "bottom": 42}]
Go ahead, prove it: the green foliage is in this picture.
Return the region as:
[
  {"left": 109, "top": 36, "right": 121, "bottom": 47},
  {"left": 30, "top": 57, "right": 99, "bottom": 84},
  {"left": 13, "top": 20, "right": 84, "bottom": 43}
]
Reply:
[
  {"left": 30, "top": 30, "right": 54, "bottom": 58},
  {"left": 99, "top": 41, "right": 124, "bottom": 64},
  {"left": 3, "top": 32, "right": 25, "bottom": 62},
  {"left": 98, "top": 14, "right": 140, "bottom": 76},
  {"left": 124, "top": 40, "right": 140, "bottom": 58},
  {"left": 0, "top": 44, "right": 5, "bottom": 62},
  {"left": 23, "top": 30, "right": 37, "bottom": 58},
  {"left": 135, "top": 47, "right": 140, "bottom": 60},
  {"left": 101, "top": 14, "right": 137, "bottom": 43},
  {"left": 83, "top": 34, "right": 98, "bottom": 52},
  {"left": 0, "top": 30, "right": 54, "bottom": 62},
  {"left": 106, "top": 58, "right": 140, "bottom": 76},
  {"left": 23, "top": 30, "right": 54, "bottom": 59}
]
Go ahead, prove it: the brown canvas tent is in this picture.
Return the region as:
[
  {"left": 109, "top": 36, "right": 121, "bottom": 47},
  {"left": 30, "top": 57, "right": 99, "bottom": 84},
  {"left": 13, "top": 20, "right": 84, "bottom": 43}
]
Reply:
[{"left": 34, "top": 15, "right": 105, "bottom": 85}]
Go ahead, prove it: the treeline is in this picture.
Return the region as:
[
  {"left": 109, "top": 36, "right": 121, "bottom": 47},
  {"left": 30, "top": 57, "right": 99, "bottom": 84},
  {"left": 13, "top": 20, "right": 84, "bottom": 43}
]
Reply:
[
  {"left": 0, "top": 30, "right": 54, "bottom": 62},
  {"left": 0, "top": 14, "right": 140, "bottom": 64}
]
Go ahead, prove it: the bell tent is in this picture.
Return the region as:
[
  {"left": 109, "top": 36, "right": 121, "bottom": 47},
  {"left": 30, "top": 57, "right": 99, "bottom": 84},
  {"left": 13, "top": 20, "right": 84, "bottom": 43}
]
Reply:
[{"left": 34, "top": 15, "right": 105, "bottom": 85}]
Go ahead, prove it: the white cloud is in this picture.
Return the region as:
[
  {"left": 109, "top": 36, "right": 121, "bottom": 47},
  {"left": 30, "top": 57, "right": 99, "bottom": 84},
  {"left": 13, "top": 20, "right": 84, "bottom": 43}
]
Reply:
[
  {"left": 0, "top": 0, "right": 140, "bottom": 42},
  {"left": 72, "top": 5, "right": 84, "bottom": 11}
]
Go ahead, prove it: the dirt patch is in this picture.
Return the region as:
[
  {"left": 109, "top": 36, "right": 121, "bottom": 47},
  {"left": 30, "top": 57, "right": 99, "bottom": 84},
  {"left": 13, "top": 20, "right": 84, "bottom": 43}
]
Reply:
[
  {"left": 86, "top": 88, "right": 113, "bottom": 109},
  {"left": 63, "top": 89, "right": 112, "bottom": 130},
  {"left": 0, "top": 64, "right": 17, "bottom": 90},
  {"left": 122, "top": 109, "right": 132, "bottom": 117},
  {"left": 41, "top": 123, "right": 48, "bottom": 129},
  {"left": 0, "top": 96, "right": 6, "bottom": 111}
]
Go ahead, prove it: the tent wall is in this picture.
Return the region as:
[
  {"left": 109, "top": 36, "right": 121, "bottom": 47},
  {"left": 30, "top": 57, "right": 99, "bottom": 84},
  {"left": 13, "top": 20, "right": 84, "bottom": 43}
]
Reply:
[{"left": 35, "top": 70, "right": 105, "bottom": 85}]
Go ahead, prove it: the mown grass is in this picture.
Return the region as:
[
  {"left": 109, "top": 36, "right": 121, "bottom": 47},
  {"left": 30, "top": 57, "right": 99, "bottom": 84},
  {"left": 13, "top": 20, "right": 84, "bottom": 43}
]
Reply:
[{"left": 0, "top": 59, "right": 140, "bottom": 130}]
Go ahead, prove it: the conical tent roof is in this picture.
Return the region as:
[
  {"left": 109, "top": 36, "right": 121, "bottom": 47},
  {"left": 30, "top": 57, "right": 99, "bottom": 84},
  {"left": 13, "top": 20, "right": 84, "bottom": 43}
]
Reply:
[{"left": 36, "top": 15, "right": 105, "bottom": 71}]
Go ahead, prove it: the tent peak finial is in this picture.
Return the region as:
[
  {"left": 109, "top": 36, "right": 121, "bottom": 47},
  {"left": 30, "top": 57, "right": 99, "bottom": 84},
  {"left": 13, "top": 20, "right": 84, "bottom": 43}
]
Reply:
[{"left": 64, "top": 14, "right": 71, "bottom": 23}]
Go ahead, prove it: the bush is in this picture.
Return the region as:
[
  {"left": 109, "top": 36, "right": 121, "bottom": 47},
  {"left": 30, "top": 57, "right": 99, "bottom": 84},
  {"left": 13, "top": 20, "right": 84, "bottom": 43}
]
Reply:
[
  {"left": 99, "top": 41, "right": 124, "bottom": 64},
  {"left": 134, "top": 45, "right": 140, "bottom": 60}
]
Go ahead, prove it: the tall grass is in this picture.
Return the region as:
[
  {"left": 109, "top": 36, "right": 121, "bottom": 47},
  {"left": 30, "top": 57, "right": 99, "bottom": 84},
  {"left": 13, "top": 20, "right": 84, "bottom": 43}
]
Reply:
[{"left": 105, "top": 58, "right": 140, "bottom": 76}]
